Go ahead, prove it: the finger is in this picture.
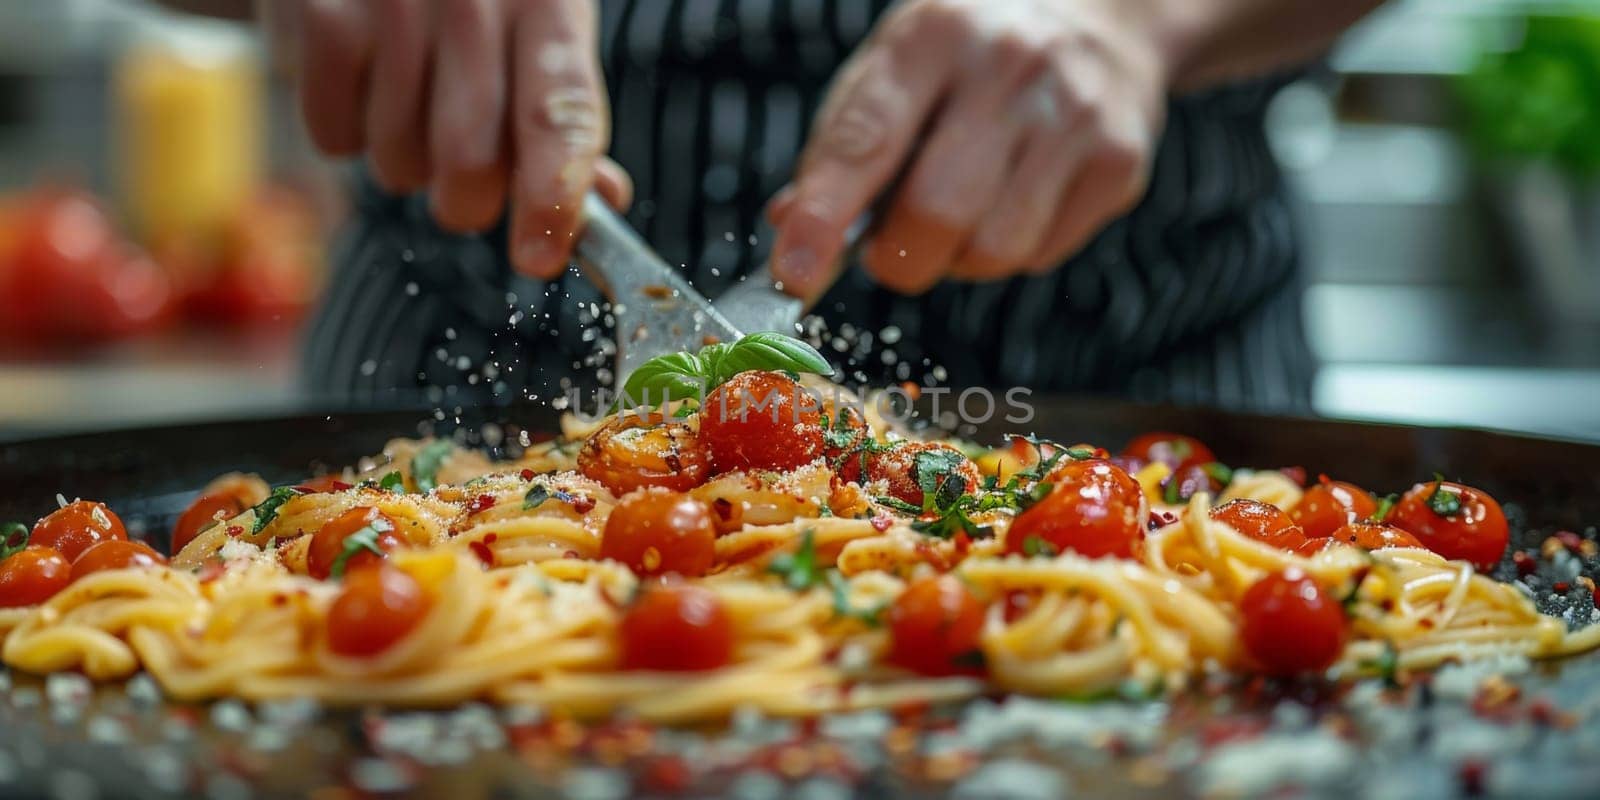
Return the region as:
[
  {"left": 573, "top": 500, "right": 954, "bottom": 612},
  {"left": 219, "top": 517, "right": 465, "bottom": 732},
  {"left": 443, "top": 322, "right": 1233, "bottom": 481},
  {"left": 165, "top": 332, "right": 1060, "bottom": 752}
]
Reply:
[
  {"left": 364, "top": 0, "right": 431, "bottom": 192},
  {"left": 769, "top": 12, "right": 959, "bottom": 300},
  {"left": 949, "top": 124, "right": 1092, "bottom": 282},
  {"left": 507, "top": 0, "right": 608, "bottom": 279},
  {"left": 298, "top": 0, "right": 374, "bottom": 156},
  {"left": 764, "top": 184, "right": 797, "bottom": 227},
  {"left": 862, "top": 81, "right": 1027, "bottom": 294},
  {"left": 595, "top": 158, "right": 633, "bottom": 212},
  {"left": 1025, "top": 123, "right": 1152, "bottom": 272},
  {"left": 427, "top": 0, "right": 510, "bottom": 232}
]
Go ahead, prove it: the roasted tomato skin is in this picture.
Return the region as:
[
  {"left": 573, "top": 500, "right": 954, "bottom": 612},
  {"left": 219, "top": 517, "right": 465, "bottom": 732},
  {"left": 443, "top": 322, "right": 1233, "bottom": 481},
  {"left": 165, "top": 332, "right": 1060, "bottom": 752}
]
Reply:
[
  {"left": 578, "top": 413, "right": 711, "bottom": 495},
  {"left": 1296, "top": 522, "right": 1423, "bottom": 556},
  {"left": 171, "top": 493, "right": 246, "bottom": 555},
  {"left": 600, "top": 489, "right": 718, "bottom": 577},
  {"left": 1392, "top": 481, "right": 1509, "bottom": 572},
  {"left": 699, "top": 371, "right": 824, "bottom": 473},
  {"left": 847, "top": 442, "right": 979, "bottom": 506},
  {"left": 1210, "top": 499, "right": 1308, "bottom": 552},
  {"left": 1239, "top": 567, "right": 1348, "bottom": 675},
  {"left": 1291, "top": 479, "right": 1378, "bottom": 539},
  {"left": 0, "top": 546, "right": 72, "bottom": 607},
  {"left": 307, "top": 507, "right": 405, "bottom": 580},
  {"left": 296, "top": 474, "right": 353, "bottom": 494},
  {"left": 70, "top": 540, "right": 166, "bottom": 581},
  {"left": 1004, "top": 459, "right": 1146, "bottom": 560},
  {"left": 888, "top": 575, "right": 986, "bottom": 677},
  {"left": 31, "top": 501, "right": 128, "bottom": 562},
  {"left": 619, "top": 584, "right": 734, "bottom": 671},
  {"left": 325, "top": 564, "right": 431, "bottom": 657},
  {"left": 1121, "top": 432, "right": 1216, "bottom": 470}
]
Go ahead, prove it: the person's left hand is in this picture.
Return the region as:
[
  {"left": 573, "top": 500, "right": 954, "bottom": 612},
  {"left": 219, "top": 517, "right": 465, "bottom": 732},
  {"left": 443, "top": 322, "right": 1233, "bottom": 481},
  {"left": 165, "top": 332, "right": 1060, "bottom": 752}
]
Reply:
[{"left": 767, "top": 0, "right": 1172, "bottom": 299}]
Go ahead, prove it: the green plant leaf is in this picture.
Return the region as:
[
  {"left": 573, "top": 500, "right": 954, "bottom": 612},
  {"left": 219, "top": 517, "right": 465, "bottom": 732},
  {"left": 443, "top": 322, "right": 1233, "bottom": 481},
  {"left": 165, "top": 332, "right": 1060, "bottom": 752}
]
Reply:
[
  {"left": 706, "top": 332, "right": 832, "bottom": 385},
  {"left": 0, "top": 521, "right": 31, "bottom": 561},
  {"left": 250, "top": 486, "right": 304, "bottom": 535},
  {"left": 411, "top": 440, "right": 455, "bottom": 493},
  {"left": 328, "top": 518, "right": 394, "bottom": 579},
  {"left": 616, "top": 351, "right": 707, "bottom": 409}
]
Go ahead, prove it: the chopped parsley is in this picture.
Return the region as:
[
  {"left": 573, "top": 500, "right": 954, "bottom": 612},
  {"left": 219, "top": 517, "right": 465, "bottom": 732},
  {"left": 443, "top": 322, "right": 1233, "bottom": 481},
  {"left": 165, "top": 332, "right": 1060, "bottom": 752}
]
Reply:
[
  {"left": 327, "top": 518, "right": 395, "bottom": 579},
  {"left": 361, "top": 471, "right": 405, "bottom": 492},
  {"left": 250, "top": 486, "right": 304, "bottom": 535},
  {"left": 1022, "top": 535, "right": 1060, "bottom": 557},
  {"left": 411, "top": 440, "right": 455, "bottom": 493},
  {"left": 1360, "top": 640, "right": 1401, "bottom": 686},
  {"left": 1, "top": 521, "right": 31, "bottom": 560},
  {"left": 767, "top": 529, "right": 821, "bottom": 590},
  {"left": 1425, "top": 474, "right": 1462, "bottom": 517},
  {"left": 1370, "top": 494, "right": 1397, "bottom": 523}
]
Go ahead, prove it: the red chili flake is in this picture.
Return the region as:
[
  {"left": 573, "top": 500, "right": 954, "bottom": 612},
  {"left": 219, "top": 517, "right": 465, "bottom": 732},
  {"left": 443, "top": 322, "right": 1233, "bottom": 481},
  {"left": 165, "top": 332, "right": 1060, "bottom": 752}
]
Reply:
[
  {"left": 468, "top": 540, "right": 495, "bottom": 567},
  {"left": 520, "top": 469, "right": 536, "bottom": 481},
  {"left": 1513, "top": 550, "right": 1537, "bottom": 576},
  {"left": 1556, "top": 530, "right": 1583, "bottom": 552},
  {"left": 271, "top": 593, "right": 289, "bottom": 607},
  {"left": 1553, "top": 581, "right": 1571, "bottom": 593},
  {"left": 1279, "top": 466, "right": 1308, "bottom": 486},
  {"left": 571, "top": 495, "right": 597, "bottom": 514},
  {"left": 870, "top": 514, "right": 893, "bottom": 532},
  {"left": 465, "top": 494, "right": 497, "bottom": 515},
  {"left": 1592, "top": 582, "right": 1600, "bottom": 609},
  {"left": 483, "top": 533, "right": 498, "bottom": 544},
  {"left": 225, "top": 525, "right": 244, "bottom": 538},
  {"left": 636, "top": 755, "right": 692, "bottom": 794},
  {"left": 1458, "top": 759, "right": 1488, "bottom": 796},
  {"left": 564, "top": 550, "right": 581, "bottom": 560}
]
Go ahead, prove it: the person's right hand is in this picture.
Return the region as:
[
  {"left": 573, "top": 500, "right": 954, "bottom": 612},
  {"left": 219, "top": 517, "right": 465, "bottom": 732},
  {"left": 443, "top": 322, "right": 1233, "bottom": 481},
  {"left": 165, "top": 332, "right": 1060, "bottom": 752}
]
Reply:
[{"left": 270, "top": 0, "right": 632, "bottom": 279}]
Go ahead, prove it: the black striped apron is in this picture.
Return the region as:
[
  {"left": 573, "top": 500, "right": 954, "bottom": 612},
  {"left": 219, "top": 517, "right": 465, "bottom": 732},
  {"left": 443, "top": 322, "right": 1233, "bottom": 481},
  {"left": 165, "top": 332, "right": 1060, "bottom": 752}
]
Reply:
[{"left": 304, "top": 0, "right": 1314, "bottom": 414}]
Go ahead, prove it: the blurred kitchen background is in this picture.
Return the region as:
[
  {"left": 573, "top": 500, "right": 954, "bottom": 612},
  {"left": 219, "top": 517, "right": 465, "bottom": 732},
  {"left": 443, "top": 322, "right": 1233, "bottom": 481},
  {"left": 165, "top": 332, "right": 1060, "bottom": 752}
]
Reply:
[{"left": 0, "top": 0, "right": 1596, "bottom": 440}]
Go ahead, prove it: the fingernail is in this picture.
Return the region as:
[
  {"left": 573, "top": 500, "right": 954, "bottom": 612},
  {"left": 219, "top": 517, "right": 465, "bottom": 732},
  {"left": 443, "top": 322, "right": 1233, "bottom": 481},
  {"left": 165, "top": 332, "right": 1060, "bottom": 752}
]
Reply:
[{"left": 777, "top": 246, "right": 819, "bottom": 290}]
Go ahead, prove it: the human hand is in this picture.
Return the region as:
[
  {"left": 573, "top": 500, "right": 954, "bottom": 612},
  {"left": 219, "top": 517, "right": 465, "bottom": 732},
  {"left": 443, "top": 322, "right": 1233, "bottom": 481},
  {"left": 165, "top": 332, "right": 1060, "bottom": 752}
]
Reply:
[
  {"left": 768, "top": 0, "right": 1172, "bottom": 298},
  {"left": 274, "top": 0, "right": 632, "bottom": 279}
]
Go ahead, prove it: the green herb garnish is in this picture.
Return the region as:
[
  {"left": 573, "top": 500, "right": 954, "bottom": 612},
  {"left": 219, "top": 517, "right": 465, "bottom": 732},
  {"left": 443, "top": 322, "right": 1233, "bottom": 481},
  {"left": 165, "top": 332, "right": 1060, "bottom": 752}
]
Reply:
[
  {"left": 0, "top": 522, "right": 31, "bottom": 560},
  {"left": 618, "top": 332, "right": 833, "bottom": 409},
  {"left": 1022, "top": 535, "right": 1060, "bottom": 557},
  {"left": 523, "top": 483, "right": 575, "bottom": 510},
  {"left": 250, "top": 486, "right": 304, "bottom": 535},
  {"left": 376, "top": 471, "right": 405, "bottom": 492},
  {"left": 1370, "top": 494, "right": 1397, "bottom": 523},
  {"left": 827, "top": 570, "right": 886, "bottom": 627},
  {"left": 411, "top": 440, "right": 455, "bottom": 493},
  {"left": 327, "top": 518, "right": 395, "bottom": 579},
  {"left": 767, "top": 529, "right": 821, "bottom": 590}
]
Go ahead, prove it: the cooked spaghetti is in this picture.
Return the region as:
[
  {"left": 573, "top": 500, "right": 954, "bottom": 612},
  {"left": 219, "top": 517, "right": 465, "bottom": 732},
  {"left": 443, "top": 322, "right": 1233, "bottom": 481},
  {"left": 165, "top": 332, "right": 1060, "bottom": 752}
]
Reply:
[{"left": 1, "top": 350, "right": 1596, "bottom": 723}]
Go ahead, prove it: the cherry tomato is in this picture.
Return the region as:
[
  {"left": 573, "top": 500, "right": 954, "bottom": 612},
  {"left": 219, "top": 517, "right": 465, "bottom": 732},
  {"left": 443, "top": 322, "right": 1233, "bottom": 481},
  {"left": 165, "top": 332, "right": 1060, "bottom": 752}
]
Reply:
[
  {"left": 296, "top": 475, "right": 353, "bottom": 494},
  {"left": 306, "top": 507, "right": 405, "bottom": 580},
  {"left": 1005, "top": 459, "right": 1146, "bottom": 560},
  {"left": 887, "top": 575, "right": 987, "bottom": 676},
  {"left": 1121, "top": 432, "right": 1216, "bottom": 470},
  {"left": 1160, "top": 464, "right": 1226, "bottom": 504},
  {"left": 0, "top": 546, "right": 72, "bottom": 607},
  {"left": 0, "top": 188, "right": 171, "bottom": 343},
  {"left": 70, "top": 539, "right": 166, "bottom": 581},
  {"left": 1296, "top": 522, "right": 1423, "bottom": 556},
  {"left": 699, "top": 371, "right": 824, "bottom": 473},
  {"left": 171, "top": 492, "right": 247, "bottom": 555},
  {"left": 1392, "top": 480, "right": 1509, "bottom": 572},
  {"left": 619, "top": 584, "right": 734, "bottom": 671},
  {"left": 1291, "top": 479, "right": 1378, "bottom": 539},
  {"left": 578, "top": 413, "right": 711, "bottom": 495},
  {"left": 31, "top": 501, "right": 128, "bottom": 562},
  {"left": 850, "top": 442, "right": 979, "bottom": 507},
  {"left": 600, "top": 489, "right": 717, "bottom": 577},
  {"left": 1210, "top": 499, "right": 1308, "bottom": 552},
  {"left": 325, "top": 564, "right": 431, "bottom": 657},
  {"left": 1239, "top": 567, "right": 1348, "bottom": 676}
]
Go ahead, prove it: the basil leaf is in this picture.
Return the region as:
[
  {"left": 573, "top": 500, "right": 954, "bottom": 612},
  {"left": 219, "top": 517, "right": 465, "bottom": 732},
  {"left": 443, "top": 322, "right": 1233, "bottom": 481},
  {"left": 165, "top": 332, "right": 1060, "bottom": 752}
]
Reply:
[
  {"left": 411, "top": 440, "right": 455, "bottom": 493},
  {"left": 615, "top": 351, "right": 707, "bottom": 411},
  {"left": 767, "top": 529, "right": 820, "bottom": 590},
  {"left": 0, "top": 521, "right": 31, "bottom": 560},
  {"left": 328, "top": 518, "right": 394, "bottom": 579},
  {"left": 377, "top": 471, "right": 405, "bottom": 492},
  {"left": 706, "top": 332, "right": 832, "bottom": 386},
  {"left": 250, "top": 486, "right": 304, "bottom": 535}
]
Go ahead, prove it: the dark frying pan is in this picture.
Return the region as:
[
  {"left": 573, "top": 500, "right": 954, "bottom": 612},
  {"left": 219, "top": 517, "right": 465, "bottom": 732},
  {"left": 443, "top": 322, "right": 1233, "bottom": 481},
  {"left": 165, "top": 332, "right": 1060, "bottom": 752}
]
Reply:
[{"left": 0, "top": 399, "right": 1596, "bottom": 799}]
